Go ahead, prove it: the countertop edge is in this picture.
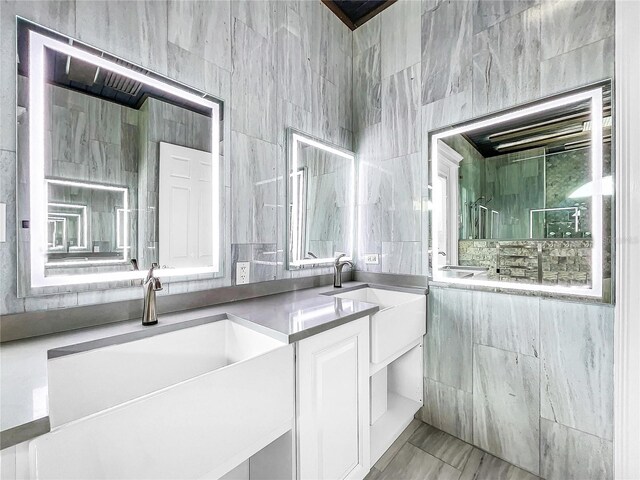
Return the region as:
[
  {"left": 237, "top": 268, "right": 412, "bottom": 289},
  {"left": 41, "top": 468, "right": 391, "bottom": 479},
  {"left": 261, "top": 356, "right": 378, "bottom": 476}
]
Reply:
[{"left": 0, "top": 416, "right": 50, "bottom": 450}]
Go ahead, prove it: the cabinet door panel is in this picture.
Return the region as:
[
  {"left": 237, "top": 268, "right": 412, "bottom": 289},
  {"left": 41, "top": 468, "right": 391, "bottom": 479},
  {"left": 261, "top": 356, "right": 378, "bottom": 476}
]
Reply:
[{"left": 297, "top": 317, "right": 370, "bottom": 480}]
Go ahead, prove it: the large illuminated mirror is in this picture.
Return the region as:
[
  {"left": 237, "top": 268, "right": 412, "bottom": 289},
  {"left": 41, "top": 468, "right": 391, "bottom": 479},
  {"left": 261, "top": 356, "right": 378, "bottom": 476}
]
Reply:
[
  {"left": 16, "top": 19, "right": 222, "bottom": 293},
  {"left": 429, "top": 83, "right": 613, "bottom": 299},
  {"left": 286, "top": 129, "right": 355, "bottom": 268}
]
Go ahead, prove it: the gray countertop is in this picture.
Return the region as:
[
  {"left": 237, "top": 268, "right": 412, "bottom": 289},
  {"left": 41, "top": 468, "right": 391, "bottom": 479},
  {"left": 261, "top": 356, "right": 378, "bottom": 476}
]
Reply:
[{"left": 0, "top": 281, "right": 383, "bottom": 449}]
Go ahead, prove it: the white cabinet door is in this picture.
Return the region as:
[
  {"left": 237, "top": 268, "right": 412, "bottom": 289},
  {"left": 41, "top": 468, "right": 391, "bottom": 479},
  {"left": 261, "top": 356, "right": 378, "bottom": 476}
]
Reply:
[
  {"left": 158, "top": 142, "right": 213, "bottom": 268},
  {"left": 297, "top": 317, "right": 370, "bottom": 480}
]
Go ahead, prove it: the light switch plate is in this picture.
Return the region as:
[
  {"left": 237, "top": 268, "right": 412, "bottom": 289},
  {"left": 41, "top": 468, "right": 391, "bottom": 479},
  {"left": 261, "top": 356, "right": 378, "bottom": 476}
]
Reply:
[
  {"left": 365, "top": 253, "right": 379, "bottom": 265},
  {"left": 0, "top": 203, "right": 5, "bottom": 243},
  {"left": 236, "top": 262, "right": 250, "bottom": 285}
]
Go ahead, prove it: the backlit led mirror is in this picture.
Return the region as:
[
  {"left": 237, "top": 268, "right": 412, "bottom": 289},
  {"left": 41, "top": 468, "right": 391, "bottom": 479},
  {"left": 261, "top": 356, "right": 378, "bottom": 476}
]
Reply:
[
  {"left": 429, "top": 83, "right": 613, "bottom": 299},
  {"left": 286, "top": 129, "right": 355, "bottom": 268},
  {"left": 16, "top": 19, "right": 222, "bottom": 293}
]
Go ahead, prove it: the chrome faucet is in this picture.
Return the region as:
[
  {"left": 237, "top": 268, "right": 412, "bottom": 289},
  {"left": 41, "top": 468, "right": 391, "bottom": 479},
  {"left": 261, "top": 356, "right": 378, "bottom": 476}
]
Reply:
[
  {"left": 141, "top": 263, "right": 162, "bottom": 326},
  {"left": 333, "top": 253, "right": 354, "bottom": 288}
]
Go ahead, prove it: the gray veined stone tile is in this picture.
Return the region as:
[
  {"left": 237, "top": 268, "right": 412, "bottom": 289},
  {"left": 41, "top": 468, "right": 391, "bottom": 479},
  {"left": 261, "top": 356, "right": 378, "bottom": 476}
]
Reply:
[
  {"left": 353, "top": 44, "right": 381, "bottom": 132},
  {"left": 76, "top": 0, "right": 168, "bottom": 75},
  {"left": 540, "top": 37, "right": 614, "bottom": 97},
  {"left": 336, "top": 49, "right": 353, "bottom": 131},
  {"left": 276, "top": 5, "right": 312, "bottom": 113},
  {"left": 231, "top": 17, "right": 277, "bottom": 144},
  {"left": 422, "top": 90, "right": 472, "bottom": 135},
  {"left": 539, "top": 300, "right": 614, "bottom": 440},
  {"left": 381, "top": 64, "right": 421, "bottom": 159},
  {"left": 230, "top": 131, "right": 277, "bottom": 245},
  {"left": 472, "top": 0, "right": 538, "bottom": 35},
  {"left": 421, "top": 378, "right": 473, "bottom": 443},
  {"left": 473, "top": 344, "right": 540, "bottom": 475},
  {"left": 425, "top": 287, "right": 473, "bottom": 392},
  {"left": 232, "top": 0, "right": 275, "bottom": 40},
  {"left": 380, "top": 0, "right": 421, "bottom": 78},
  {"left": 460, "top": 448, "right": 540, "bottom": 480},
  {"left": 540, "top": 418, "right": 613, "bottom": 480},
  {"left": 473, "top": 291, "right": 539, "bottom": 357},
  {"left": 421, "top": 0, "right": 472, "bottom": 105},
  {"left": 380, "top": 154, "right": 421, "bottom": 242},
  {"left": 355, "top": 122, "right": 384, "bottom": 167},
  {"left": 377, "top": 443, "right": 461, "bottom": 480},
  {"left": 472, "top": 5, "right": 541, "bottom": 116},
  {"left": 353, "top": 14, "right": 380, "bottom": 56},
  {"left": 381, "top": 241, "right": 421, "bottom": 275},
  {"left": 167, "top": 0, "right": 231, "bottom": 71},
  {"left": 408, "top": 423, "right": 474, "bottom": 470},
  {"left": 305, "top": 0, "right": 341, "bottom": 86},
  {"left": 540, "top": 0, "right": 614, "bottom": 61},
  {"left": 311, "top": 73, "right": 339, "bottom": 145}
]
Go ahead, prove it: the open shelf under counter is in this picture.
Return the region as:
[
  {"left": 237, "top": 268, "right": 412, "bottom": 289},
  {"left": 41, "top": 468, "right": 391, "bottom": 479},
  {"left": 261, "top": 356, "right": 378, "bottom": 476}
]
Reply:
[
  {"left": 369, "top": 341, "right": 423, "bottom": 465},
  {"left": 370, "top": 392, "right": 422, "bottom": 465}
]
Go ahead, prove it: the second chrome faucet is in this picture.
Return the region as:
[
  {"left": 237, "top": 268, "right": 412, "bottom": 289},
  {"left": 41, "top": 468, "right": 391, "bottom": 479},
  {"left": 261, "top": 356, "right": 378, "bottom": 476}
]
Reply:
[{"left": 333, "top": 253, "right": 355, "bottom": 288}]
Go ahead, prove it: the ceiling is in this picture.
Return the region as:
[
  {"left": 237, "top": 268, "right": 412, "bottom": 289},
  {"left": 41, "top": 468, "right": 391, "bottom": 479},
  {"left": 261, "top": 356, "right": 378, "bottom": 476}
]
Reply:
[
  {"left": 463, "top": 89, "right": 612, "bottom": 158},
  {"left": 322, "top": 0, "right": 396, "bottom": 30}
]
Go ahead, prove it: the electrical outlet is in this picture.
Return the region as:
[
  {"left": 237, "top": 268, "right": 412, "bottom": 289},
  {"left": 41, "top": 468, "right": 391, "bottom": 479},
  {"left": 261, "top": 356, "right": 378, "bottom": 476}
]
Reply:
[
  {"left": 365, "top": 253, "right": 379, "bottom": 265},
  {"left": 236, "top": 261, "right": 250, "bottom": 285}
]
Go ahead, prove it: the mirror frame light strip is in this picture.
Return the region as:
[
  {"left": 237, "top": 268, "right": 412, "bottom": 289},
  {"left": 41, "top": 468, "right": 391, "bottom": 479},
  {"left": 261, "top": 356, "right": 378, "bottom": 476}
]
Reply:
[
  {"left": 28, "top": 30, "right": 221, "bottom": 287},
  {"left": 430, "top": 86, "right": 604, "bottom": 298},
  {"left": 288, "top": 130, "right": 355, "bottom": 267}
]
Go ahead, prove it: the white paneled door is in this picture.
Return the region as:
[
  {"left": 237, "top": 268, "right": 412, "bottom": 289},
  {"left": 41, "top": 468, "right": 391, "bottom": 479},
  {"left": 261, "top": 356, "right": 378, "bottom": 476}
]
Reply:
[{"left": 159, "top": 142, "right": 213, "bottom": 268}]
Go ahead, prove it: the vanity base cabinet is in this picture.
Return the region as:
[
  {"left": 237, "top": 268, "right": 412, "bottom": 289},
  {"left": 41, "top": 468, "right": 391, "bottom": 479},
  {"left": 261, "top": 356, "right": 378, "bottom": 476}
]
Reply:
[{"left": 296, "top": 317, "right": 370, "bottom": 480}]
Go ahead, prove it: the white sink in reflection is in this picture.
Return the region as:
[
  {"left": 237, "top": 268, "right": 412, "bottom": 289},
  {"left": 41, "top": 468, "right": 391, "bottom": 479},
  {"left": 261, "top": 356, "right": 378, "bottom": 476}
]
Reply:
[
  {"left": 440, "top": 265, "right": 489, "bottom": 279},
  {"left": 34, "top": 319, "right": 294, "bottom": 479},
  {"left": 331, "top": 288, "right": 426, "bottom": 365}
]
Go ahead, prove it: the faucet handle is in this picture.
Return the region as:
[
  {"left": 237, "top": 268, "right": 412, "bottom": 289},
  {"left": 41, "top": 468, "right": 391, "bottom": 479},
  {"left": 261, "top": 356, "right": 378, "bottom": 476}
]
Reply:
[
  {"left": 145, "top": 263, "right": 159, "bottom": 283},
  {"left": 152, "top": 276, "right": 163, "bottom": 291}
]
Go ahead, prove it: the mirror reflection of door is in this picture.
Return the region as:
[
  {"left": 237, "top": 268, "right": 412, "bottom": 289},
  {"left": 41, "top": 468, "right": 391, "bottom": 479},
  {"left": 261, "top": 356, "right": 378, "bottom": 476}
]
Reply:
[
  {"left": 435, "top": 174, "right": 449, "bottom": 264},
  {"left": 159, "top": 142, "right": 213, "bottom": 269},
  {"left": 437, "top": 141, "right": 463, "bottom": 266}
]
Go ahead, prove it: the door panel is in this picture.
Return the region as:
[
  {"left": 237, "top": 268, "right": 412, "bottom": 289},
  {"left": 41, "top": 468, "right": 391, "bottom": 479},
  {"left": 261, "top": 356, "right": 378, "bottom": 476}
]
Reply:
[
  {"left": 159, "top": 143, "right": 213, "bottom": 268},
  {"left": 297, "top": 317, "right": 370, "bottom": 480}
]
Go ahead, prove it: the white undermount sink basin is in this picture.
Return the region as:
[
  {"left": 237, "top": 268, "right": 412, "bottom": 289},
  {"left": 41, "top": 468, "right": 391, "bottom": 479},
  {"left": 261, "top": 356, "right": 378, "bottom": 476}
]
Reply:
[
  {"left": 332, "top": 288, "right": 426, "bottom": 365},
  {"left": 31, "top": 319, "right": 294, "bottom": 479}
]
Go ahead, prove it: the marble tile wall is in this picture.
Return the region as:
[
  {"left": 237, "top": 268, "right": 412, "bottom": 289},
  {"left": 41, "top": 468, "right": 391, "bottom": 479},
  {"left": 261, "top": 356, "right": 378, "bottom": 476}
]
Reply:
[
  {"left": 421, "top": 286, "right": 614, "bottom": 479},
  {"left": 0, "top": 0, "right": 352, "bottom": 314},
  {"left": 353, "top": 0, "right": 614, "bottom": 276}
]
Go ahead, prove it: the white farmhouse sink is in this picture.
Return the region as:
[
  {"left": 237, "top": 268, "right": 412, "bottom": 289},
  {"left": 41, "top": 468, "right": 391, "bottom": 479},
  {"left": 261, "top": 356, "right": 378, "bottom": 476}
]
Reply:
[
  {"left": 332, "top": 288, "right": 426, "bottom": 365},
  {"left": 47, "top": 319, "right": 285, "bottom": 426},
  {"left": 31, "top": 319, "right": 294, "bottom": 479}
]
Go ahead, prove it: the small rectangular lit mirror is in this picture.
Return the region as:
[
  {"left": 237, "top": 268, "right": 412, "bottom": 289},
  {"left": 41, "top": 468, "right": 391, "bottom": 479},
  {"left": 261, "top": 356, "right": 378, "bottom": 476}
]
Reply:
[
  {"left": 286, "top": 129, "right": 355, "bottom": 268},
  {"left": 17, "top": 19, "right": 222, "bottom": 293},
  {"left": 429, "top": 83, "right": 613, "bottom": 299}
]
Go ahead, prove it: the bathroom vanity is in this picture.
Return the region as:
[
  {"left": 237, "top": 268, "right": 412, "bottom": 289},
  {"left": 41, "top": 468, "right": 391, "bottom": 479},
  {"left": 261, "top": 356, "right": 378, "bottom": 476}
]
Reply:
[{"left": 0, "top": 282, "right": 427, "bottom": 480}]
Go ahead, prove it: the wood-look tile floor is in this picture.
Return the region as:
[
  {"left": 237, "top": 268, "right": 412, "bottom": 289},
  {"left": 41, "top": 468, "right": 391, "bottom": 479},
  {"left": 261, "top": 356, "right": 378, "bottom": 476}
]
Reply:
[{"left": 366, "top": 420, "right": 541, "bottom": 480}]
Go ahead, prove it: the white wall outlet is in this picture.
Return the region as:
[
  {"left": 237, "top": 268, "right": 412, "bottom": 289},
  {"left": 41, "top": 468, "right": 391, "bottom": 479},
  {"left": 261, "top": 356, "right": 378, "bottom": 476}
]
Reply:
[
  {"left": 236, "top": 261, "right": 250, "bottom": 285},
  {"left": 364, "top": 253, "right": 379, "bottom": 265}
]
